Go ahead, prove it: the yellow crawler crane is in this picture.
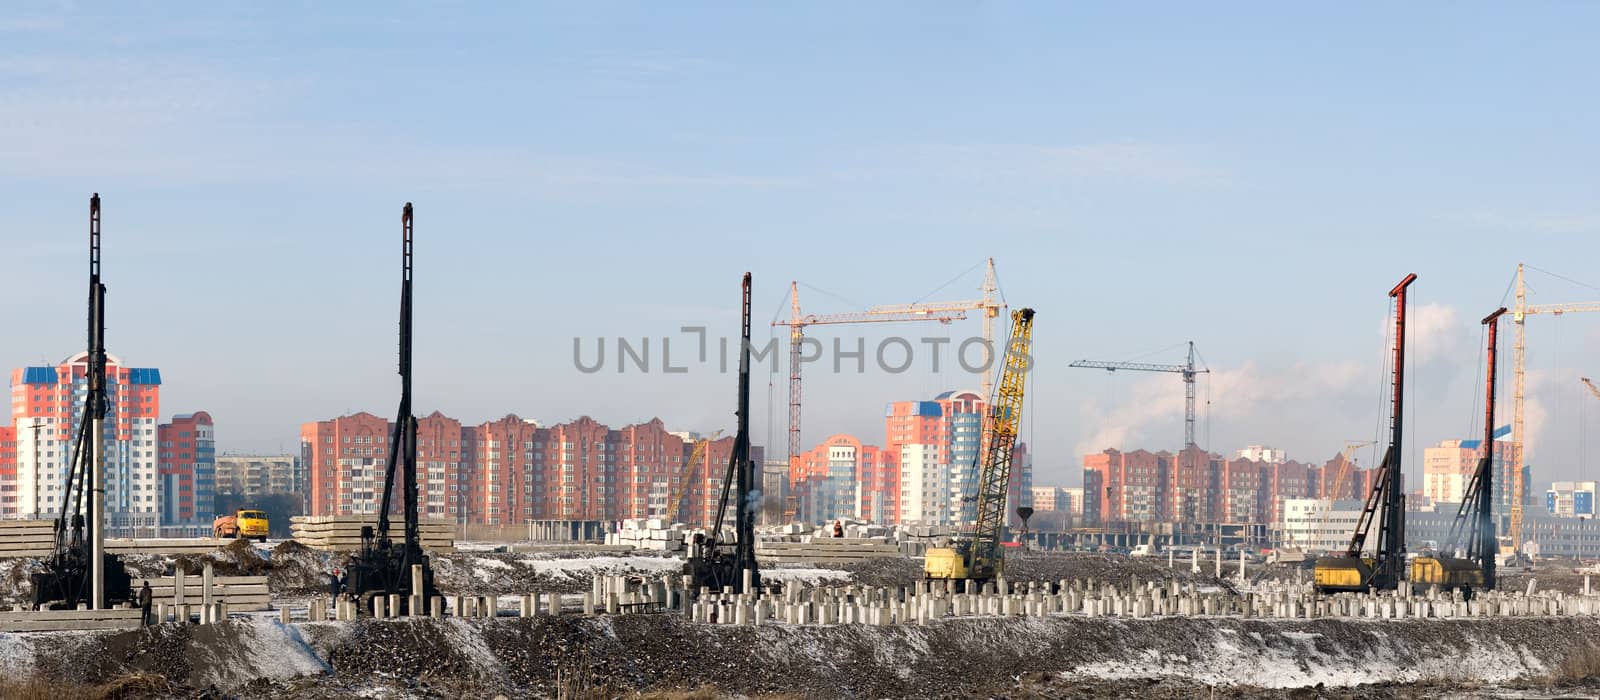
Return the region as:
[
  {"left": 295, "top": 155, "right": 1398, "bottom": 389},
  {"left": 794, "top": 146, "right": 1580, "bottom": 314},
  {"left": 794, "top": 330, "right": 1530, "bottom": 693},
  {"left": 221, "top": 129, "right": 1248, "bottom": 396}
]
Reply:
[
  {"left": 1410, "top": 307, "right": 1507, "bottom": 599},
  {"left": 925, "top": 308, "right": 1035, "bottom": 583},
  {"left": 1315, "top": 274, "right": 1415, "bottom": 594}
]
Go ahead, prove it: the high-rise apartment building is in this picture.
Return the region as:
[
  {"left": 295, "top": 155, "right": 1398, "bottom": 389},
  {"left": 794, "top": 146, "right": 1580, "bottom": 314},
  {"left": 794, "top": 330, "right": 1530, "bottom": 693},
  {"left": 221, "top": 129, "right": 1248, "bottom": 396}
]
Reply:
[
  {"left": 157, "top": 412, "right": 215, "bottom": 525},
  {"left": 791, "top": 434, "right": 890, "bottom": 524},
  {"left": 300, "top": 412, "right": 740, "bottom": 525},
  {"left": 1086, "top": 446, "right": 1370, "bottom": 528},
  {"left": 884, "top": 390, "right": 987, "bottom": 526},
  {"left": 1546, "top": 481, "right": 1596, "bottom": 518},
  {"left": 214, "top": 454, "right": 300, "bottom": 500},
  {"left": 0, "top": 426, "right": 15, "bottom": 518},
  {"left": 9, "top": 353, "right": 163, "bottom": 530},
  {"left": 1422, "top": 438, "right": 1525, "bottom": 514}
]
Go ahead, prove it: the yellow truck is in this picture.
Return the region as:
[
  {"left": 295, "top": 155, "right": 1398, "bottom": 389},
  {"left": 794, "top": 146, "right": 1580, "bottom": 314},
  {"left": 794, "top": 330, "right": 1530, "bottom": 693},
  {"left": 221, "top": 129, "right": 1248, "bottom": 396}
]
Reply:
[{"left": 214, "top": 509, "right": 269, "bottom": 542}]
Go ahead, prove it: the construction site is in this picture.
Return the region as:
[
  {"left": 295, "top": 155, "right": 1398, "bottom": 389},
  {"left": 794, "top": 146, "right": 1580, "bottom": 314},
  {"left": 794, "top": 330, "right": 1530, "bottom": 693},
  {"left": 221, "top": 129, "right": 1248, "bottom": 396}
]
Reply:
[
  {"left": 0, "top": 197, "right": 1597, "bottom": 700},
  {"left": 11, "top": 5, "right": 1600, "bottom": 700}
]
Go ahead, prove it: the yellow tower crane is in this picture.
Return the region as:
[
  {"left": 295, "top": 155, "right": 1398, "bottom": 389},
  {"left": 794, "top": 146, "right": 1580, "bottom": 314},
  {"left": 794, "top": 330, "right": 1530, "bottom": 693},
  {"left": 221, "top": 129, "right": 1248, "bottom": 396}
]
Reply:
[
  {"left": 1510, "top": 264, "right": 1600, "bottom": 555},
  {"left": 924, "top": 307, "right": 1035, "bottom": 583},
  {"left": 665, "top": 430, "right": 722, "bottom": 526}
]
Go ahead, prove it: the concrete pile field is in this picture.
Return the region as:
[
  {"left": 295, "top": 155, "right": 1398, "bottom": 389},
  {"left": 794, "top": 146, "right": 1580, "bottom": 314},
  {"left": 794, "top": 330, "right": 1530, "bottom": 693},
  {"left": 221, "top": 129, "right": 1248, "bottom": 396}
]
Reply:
[{"left": 7, "top": 549, "right": 1600, "bottom": 697}]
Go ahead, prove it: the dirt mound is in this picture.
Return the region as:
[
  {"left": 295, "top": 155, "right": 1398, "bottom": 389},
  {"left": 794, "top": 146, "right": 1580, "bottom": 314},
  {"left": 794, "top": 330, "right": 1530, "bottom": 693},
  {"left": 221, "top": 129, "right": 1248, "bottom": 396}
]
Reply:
[{"left": 268, "top": 541, "right": 337, "bottom": 594}]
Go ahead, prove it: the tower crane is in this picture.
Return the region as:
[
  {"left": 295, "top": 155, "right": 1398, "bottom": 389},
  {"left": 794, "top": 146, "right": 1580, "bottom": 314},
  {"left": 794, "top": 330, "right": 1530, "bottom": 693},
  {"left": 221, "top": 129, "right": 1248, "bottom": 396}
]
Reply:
[
  {"left": 774, "top": 259, "right": 1002, "bottom": 521},
  {"left": 664, "top": 430, "right": 722, "bottom": 526},
  {"left": 1069, "top": 341, "right": 1209, "bottom": 449},
  {"left": 924, "top": 307, "right": 1036, "bottom": 583},
  {"left": 1329, "top": 440, "right": 1378, "bottom": 501},
  {"left": 1315, "top": 273, "right": 1416, "bottom": 594},
  {"left": 1411, "top": 307, "right": 1507, "bottom": 598},
  {"left": 1511, "top": 263, "right": 1600, "bottom": 555}
]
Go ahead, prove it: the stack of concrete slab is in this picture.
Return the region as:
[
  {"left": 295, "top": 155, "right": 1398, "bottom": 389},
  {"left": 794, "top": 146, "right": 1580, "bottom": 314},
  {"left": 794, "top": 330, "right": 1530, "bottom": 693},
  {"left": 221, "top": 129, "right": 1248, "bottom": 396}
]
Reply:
[
  {"left": 290, "top": 516, "right": 455, "bottom": 552},
  {"left": 0, "top": 608, "right": 145, "bottom": 632},
  {"left": 756, "top": 537, "right": 904, "bottom": 564},
  {"left": 140, "top": 573, "right": 271, "bottom": 611},
  {"left": 0, "top": 520, "right": 232, "bottom": 558},
  {"left": 0, "top": 520, "right": 59, "bottom": 558},
  {"left": 606, "top": 518, "right": 684, "bottom": 552}
]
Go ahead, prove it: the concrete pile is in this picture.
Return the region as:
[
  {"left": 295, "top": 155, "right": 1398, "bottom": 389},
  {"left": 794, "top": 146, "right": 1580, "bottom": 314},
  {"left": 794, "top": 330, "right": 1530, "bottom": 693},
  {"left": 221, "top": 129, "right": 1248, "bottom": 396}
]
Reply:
[
  {"left": 604, "top": 518, "right": 686, "bottom": 552},
  {"left": 290, "top": 516, "right": 455, "bottom": 552}
]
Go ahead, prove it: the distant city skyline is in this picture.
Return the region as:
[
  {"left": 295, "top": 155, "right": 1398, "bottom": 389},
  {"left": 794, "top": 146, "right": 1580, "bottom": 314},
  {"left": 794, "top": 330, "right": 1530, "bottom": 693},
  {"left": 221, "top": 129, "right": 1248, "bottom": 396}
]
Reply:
[{"left": 5, "top": 4, "right": 1600, "bottom": 488}]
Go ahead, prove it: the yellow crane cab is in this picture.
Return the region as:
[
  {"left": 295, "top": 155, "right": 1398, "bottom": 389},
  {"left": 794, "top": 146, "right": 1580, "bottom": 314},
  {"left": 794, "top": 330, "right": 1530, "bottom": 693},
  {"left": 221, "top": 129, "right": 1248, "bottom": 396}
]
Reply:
[
  {"left": 924, "top": 546, "right": 968, "bottom": 580},
  {"left": 1409, "top": 556, "right": 1483, "bottom": 598},
  {"left": 1312, "top": 555, "right": 1375, "bottom": 593}
]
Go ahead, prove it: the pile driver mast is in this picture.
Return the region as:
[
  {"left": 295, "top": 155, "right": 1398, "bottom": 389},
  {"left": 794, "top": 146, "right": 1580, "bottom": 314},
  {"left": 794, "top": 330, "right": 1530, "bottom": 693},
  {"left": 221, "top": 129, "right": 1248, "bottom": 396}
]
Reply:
[
  {"left": 33, "top": 194, "right": 130, "bottom": 610},
  {"left": 925, "top": 307, "right": 1036, "bottom": 582},
  {"left": 1410, "top": 307, "right": 1506, "bottom": 597},
  {"left": 684, "top": 273, "right": 760, "bottom": 595},
  {"left": 1315, "top": 273, "right": 1415, "bottom": 594},
  {"left": 346, "top": 203, "right": 437, "bottom": 611}
]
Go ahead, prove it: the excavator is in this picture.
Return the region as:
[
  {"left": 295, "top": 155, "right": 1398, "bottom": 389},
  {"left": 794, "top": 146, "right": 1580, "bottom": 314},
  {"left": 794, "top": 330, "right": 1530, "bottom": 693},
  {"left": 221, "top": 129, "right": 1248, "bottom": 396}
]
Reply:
[
  {"left": 32, "top": 194, "right": 132, "bottom": 610},
  {"left": 1314, "top": 274, "right": 1415, "bottom": 594},
  {"left": 344, "top": 203, "right": 439, "bottom": 612},
  {"left": 924, "top": 307, "right": 1036, "bottom": 583},
  {"left": 1410, "top": 307, "right": 1507, "bottom": 599},
  {"left": 683, "top": 273, "right": 760, "bottom": 596}
]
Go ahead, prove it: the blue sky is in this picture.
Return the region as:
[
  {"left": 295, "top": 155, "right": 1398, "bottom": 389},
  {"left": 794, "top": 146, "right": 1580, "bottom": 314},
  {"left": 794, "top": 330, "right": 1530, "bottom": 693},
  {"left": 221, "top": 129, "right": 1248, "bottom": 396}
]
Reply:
[{"left": 4, "top": 3, "right": 1599, "bottom": 489}]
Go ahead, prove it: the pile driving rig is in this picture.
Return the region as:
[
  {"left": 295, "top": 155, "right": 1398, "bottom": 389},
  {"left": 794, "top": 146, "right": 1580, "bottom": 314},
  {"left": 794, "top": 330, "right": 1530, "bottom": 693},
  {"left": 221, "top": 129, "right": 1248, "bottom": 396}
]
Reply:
[
  {"left": 33, "top": 194, "right": 131, "bottom": 609},
  {"left": 684, "top": 273, "right": 760, "bottom": 595},
  {"left": 1410, "top": 307, "right": 1507, "bottom": 598},
  {"left": 1314, "top": 274, "right": 1416, "bottom": 594},
  {"left": 925, "top": 307, "right": 1036, "bottom": 583},
  {"left": 345, "top": 203, "right": 439, "bottom": 611}
]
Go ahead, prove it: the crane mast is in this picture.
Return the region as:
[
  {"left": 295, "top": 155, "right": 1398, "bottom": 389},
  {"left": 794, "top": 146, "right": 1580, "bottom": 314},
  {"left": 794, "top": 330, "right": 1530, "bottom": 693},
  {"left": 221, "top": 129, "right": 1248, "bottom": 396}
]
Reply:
[{"left": 1069, "top": 341, "right": 1209, "bottom": 449}]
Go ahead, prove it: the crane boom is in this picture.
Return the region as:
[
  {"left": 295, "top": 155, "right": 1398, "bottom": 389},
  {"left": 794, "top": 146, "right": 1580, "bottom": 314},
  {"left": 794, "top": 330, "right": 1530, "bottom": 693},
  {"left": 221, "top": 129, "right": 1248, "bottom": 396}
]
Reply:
[
  {"left": 775, "top": 259, "right": 1003, "bottom": 523},
  {"left": 1070, "top": 341, "right": 1208, "bottom": 448},
  {"left": 665, "top": 430, "right": 722, "bottom": 526},
  {"left": 1582, "top": 377, "right": 1600, "bottom": 402},
  {"left": 963, "top": 307, "right": 1035, "bottom": 581}
]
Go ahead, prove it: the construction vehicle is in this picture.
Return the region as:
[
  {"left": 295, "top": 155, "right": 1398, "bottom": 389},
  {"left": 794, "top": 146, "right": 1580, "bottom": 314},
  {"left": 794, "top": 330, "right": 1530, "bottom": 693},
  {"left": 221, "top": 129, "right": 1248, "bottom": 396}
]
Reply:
[
  {"left": 1410, "top": 308, "right": 1508, "bottom": 599},
  {"left": 1314, "top": 274, "right": 1415, "bottom": 594},
  {"left": 213, "top": 509, "right": 270, "bottom": 541},
  {"left": 344, "top": 203, "right": 439, "bottom": 613},
  {"left": 924, "top": 307, "right": 1036, "bottom": 583},
  {"left": 32, "top": 194, "right": 132, "bottom": 610},
  {"left": 683, "top": 273, "right": 760, "bottom": 596}
]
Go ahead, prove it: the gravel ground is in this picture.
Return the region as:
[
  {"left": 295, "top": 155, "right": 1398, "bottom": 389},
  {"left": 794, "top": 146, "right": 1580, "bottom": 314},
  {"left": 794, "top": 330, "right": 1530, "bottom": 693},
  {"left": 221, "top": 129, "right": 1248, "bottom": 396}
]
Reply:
[{"left": 11, "top": 612, "right": 1600, "bottom": 698}]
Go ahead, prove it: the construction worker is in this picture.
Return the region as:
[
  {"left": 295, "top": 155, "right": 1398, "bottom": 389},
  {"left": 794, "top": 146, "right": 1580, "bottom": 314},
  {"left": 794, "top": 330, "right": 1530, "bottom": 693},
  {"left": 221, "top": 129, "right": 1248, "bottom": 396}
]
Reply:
[
  {"left": 833, "top": 520, "right": 844, "bottom": 538},
  {"left": 330, "top": 569, "right": 344, "bottom": 602},
  {"left": 137, "top": 580, "right": 153, "bottom": 625}
]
